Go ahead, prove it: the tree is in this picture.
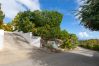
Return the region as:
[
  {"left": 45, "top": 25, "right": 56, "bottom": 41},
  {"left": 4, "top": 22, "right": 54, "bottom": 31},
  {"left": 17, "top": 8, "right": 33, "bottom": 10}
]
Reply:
[
  {"left": 30, "top": 10, "right": 63, "bottom": 27},
  {"left": 12, "top": 11, "right": 35, "bottom": 32},
  {"left": 13, "top": 10, "right": 78, "bottom": 49},
  {"left": 13, "top": 10, "right": 63, "bottom": 34},
  {"left": 0, "top": 4, "right": 5, "bottom": 28},
  {"left": 59, "top": 30, "right": 69, "bottom": 40},
  {"left": 78, "top": 0, "right": 99, "bottom": 31},
  {"left": 33, "top": 24, "right": 61, "bottom": 40}
]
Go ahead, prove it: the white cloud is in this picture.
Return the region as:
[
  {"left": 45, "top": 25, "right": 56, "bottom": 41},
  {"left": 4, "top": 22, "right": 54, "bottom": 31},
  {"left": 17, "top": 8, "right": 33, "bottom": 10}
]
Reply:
[
  {"left": 78, "top": 32, "right": 89, "bottom": 38},
  {"left": 76, "top": 0, "right": 85, "bottom": 5},
  {"left": 17, "top": 0, "right": 40, "bottom": 11},
  {"left": 0, "top": 0, "right": 40, "bottom": 19},
  {"left": 78, "top": 31, "right": 99, "bottom": 40}
]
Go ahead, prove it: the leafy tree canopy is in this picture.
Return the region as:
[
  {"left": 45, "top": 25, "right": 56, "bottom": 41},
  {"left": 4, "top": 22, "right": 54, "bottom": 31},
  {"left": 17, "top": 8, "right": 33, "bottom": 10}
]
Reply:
[
  {"left": 13, "top": 10, "right": 78, "bottom": 49},
  {"left": 0, "top": 4, "right": 5, "bottom": 28},
  {"left": 78, "top": 0, "right": 99, "bottom": 31},
  {"left": 13, "top": 10, "right": 63, "bottom": 33}
]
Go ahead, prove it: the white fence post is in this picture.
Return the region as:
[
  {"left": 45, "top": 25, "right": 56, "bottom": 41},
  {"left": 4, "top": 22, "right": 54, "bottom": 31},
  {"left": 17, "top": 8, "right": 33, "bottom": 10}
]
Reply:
[{"left": 0, "top": 30, "right": 4, "bottom": 50}]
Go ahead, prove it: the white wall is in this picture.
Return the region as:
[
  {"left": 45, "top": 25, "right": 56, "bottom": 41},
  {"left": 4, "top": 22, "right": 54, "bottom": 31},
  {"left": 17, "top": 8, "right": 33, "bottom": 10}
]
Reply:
[
  {"left": 3, "top": 31, "right": 41, "bottom": 49},
  {"left": 31, "top": 36, "right": 41, "bottom": 48},
  {"left": 0, "top": 30, "right": 4, "bottom": 50},
  {"left": 13, "top": 31, "right": 41, "bottom": 47},
  {"left": 13, "top": 31, "right": 32, "bottom": 43}
]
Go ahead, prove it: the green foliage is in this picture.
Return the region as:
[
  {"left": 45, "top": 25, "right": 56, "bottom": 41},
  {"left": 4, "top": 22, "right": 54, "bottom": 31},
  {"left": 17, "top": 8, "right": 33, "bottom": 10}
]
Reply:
[
  {"left": 69, "top": 34, "right": 78, "bottom": 47},
  {"left": 60, "top": 40, "right": 71, "bottom": 49},
  {"left": 0, "top": 4, "right": 5, "bottom": 28},
  {"left": 60, "top": 30, "right": 78, "bottom": 49},
  {"left": 79, "top": 39, "right": 99, "bottom": 51},
  {"left": 32, "top": 10, "right": 63, "bottom": 27},
  {"left": 33, "top": 25, "right": 61, "bottom": 40},
  {"left": 13, "top": 10, "right": 78, "bottom": 49},
  {"left": 2, "top": 23, "right": 13, "bottom": 31},
  {"left": 13, "top": 10, "right": 63, "bottom": 30},
  {"left": 13, "top": 10, "right": 63, "bottom": 38},
  {"left": 12, "top": 11, "right": 35, "bottom": 33},
  {"left": 77, "top": 0, "right": 99, "bottom": 31},
  {"left": 58, "top": 30, "right": 71, "bottom": 49},
  {"left": 59, "top": 30, "right": 69, "bottom": 40}
]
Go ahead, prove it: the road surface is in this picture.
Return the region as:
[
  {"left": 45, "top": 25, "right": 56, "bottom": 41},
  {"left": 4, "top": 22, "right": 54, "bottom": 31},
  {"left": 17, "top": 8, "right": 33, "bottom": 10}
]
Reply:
[{"left": 0, "top": 32, "right": 98, "bottom": 66}]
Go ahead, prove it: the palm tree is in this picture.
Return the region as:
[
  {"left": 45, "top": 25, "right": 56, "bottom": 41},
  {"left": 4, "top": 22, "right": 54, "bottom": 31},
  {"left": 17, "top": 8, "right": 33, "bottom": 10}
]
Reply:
[{"left": 78, "top": 0, "right": 99, "bottom": 31}]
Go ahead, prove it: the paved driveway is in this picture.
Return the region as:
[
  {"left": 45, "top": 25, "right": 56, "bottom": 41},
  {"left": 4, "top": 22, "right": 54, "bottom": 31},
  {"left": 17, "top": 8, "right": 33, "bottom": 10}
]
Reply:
[{"left": 0, "top": 47, "right": 99, "bottom": 66}]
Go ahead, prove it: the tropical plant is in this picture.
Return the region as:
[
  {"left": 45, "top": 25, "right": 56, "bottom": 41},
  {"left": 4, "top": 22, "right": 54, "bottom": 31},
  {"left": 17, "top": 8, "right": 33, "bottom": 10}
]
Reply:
[
  {"left": 77, "top": 0, "right": 99, "bottom": 31},
  {"left": 79, "top": 39, "right": 99, "bottom": 51}
]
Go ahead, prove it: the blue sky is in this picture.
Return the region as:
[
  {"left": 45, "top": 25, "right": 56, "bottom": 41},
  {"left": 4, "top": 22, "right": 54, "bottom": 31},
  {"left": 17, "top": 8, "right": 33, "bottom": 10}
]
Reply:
[{"left": 0, "top": 0, "right": 99, "bottom": 40}]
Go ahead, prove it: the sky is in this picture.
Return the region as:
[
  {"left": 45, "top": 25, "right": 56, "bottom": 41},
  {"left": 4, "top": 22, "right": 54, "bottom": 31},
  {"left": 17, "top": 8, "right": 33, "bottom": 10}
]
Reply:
[{"left": 0, "top": 0, "right": 99, "bottom": 40}]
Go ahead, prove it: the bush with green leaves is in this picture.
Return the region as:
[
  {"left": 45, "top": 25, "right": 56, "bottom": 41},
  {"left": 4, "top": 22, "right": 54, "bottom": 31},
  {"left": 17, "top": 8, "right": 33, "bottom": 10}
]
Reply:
[
  {"left": 79, "top": 39, "right": 99, "bottom": 51},
  {"left": 0, "top": 4, "right": 5, "bottom": 28},
  {"left": 13, "top": 10, "right": 63, "bottom": 32},
  {"left": 60, "top": 32, "right": 78, "bottom": 49},
  {"left": 33, "top": 26, "right": 61, "bottom": 41},
  {"left": 13, "top": 10, "right": 78, "bottom": 49},
  {"left": 60, "top": 40, "right": 71, "bottom": 49},
  {"left": 2, "top": 23, "right": 13, "bottom": 31}
]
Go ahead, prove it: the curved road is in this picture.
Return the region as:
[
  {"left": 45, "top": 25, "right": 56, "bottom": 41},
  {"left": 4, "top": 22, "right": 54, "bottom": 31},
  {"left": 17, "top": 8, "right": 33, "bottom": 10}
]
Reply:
[
  {"left": 0, "top": 47, "right": 99, "bottom": 66},
  {"left": 1, "top": 32, "right": 99, "bottom": 66}
]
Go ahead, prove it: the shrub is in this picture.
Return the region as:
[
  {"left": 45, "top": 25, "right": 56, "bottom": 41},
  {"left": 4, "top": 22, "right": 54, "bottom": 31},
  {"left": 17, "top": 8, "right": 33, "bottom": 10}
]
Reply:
[
  {"left": 60, "top": 32, "right": 78, "bottom": 49},
  {"left": 92, "top": 45, "right": 99, "bottom": 51},
  {"left": 79, "top": 39, "right": 99, "bottom": 51},
  {"left": 60, "top": 40, "right": 72, "bottom": 49},
  {"left": 2, "top": 23, "right": 13, "bottom": 32}
]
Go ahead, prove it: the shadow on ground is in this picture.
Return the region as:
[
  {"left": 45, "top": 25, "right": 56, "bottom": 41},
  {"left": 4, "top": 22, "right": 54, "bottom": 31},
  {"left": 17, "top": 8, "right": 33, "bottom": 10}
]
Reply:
[{"left": 28, "top": 47, "right": 99, "bottom": 66}]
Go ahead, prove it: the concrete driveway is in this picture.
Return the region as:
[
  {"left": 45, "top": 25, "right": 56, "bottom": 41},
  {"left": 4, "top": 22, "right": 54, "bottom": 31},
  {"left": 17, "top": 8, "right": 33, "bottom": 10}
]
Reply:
[
  {"left": 1, "top": 32, "right": 99, "bottom": 66},
  {"left": 0, "top": 47, "right": 99, "bottom": 66}
]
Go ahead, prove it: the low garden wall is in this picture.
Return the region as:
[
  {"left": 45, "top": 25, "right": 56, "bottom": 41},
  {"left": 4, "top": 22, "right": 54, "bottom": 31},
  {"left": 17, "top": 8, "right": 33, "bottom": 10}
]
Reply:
[
  {"left": 0, "top": 30, "right": 41, "bottom": 50},
  {"left": 31, "top": 36, "right": 41, "bottom": 48},
  {"left": 13, "top": 31, "right": 41, "bottom": 48},
  {"left": 0, "top": 30, "right": 4, "bottom": 50}
]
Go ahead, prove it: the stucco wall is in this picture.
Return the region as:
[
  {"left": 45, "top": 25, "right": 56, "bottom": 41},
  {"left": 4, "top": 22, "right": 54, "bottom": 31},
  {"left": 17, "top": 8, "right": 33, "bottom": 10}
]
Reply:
[
  {"left": 13, "top": 31, "right": 32, "bottom": 43},
  {"left": 31, "top": 36, "right": 41, "bottom": 48},
  {"left": 13, "top": 31, "right": 41, "bottom": 47},
  {"left": 0, "top": 31, "right": 41, "bottom": 50},
  {"left": 0, "top": 30, "right": 4, "bottom": 49}
]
